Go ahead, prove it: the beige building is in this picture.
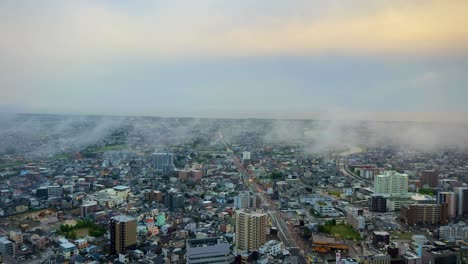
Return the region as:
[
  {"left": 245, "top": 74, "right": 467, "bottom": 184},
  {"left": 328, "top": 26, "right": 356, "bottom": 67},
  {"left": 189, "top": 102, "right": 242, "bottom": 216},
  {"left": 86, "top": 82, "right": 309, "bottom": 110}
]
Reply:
[
  {"left": 235, "top": 210, "right": 267, "bottom": 252},
  {"left": 110, "top": 215, "right": 137, "bottom": 255}
]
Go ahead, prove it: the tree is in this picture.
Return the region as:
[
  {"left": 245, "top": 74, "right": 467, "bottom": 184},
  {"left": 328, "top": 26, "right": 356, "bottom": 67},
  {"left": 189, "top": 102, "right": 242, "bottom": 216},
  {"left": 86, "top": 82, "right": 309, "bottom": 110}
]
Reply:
[
  {"left": 270, "top": 170, "right": 283, "bottom": 180},
  {"left": 303, "top": 227, "right": 312, "bottom": 239}
]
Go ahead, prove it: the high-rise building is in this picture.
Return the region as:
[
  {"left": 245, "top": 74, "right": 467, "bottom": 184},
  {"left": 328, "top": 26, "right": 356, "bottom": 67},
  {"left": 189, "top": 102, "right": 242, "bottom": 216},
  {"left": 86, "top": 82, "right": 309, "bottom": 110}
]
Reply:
[
  {"left": 164, "top": 191, "right": 185, "bottom": 211},
  {"left": 346, "top": 207, "right": 365, "bottom": 230},
  {"left": 421, "top": 170, "right": 439, "bottom": 188},
  {"left": 437, "top": 192, "right": 456, "bottom": 219},
  {"left": 109, "top": 215, "right": 137, "bottom": 255},
  {"left": 0, "top": 237, "right": 14, "bottom": 258},
  {"left": 374, "top": 171, "right": 408, "bottom": 197},
  {"left": 400, "top": 203, "right": 448, "bottom": 225},
  {"left": 455, "top": 187, "right": 468, "bottom": 218},
  {"left": 235, "top": 210, "right": 267, "bottom": 252},
  {"left": 186, "top": 237, "right": 234, "bottom": 264},
  {"left": 151, "top": 152, "right": 175, "bottom": 175},
  {"left": 234, "top": 191, "right": 251, "bottom": 210},
  {"left": 371, "top": 194, "right": 387, "bottom": 213},
  {"left": 81, "top": 201, "right": 98, "bottom": 218}
]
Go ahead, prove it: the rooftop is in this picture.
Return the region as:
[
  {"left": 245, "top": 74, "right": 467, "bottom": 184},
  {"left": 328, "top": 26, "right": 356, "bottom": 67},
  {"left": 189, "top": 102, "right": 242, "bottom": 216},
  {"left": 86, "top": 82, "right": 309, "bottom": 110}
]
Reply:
[
  {"left": 60, "top": 242, "right": 77, "bottom": 250},
  {"left": 187, "top": 237, "right": 228, "bottom": 248},
  {"left": 113, "top": 185, "right": 130, "bottom": 191},
  {"left": 112, "top": 215, "right": 135, "bottom": 223}
]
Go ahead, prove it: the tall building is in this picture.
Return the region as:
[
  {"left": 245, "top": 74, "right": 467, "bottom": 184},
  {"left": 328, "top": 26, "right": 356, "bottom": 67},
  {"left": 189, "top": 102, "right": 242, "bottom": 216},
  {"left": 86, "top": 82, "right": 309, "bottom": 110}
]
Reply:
[
  {"left": 235, "top": 210, "right": 267, "bottom": 252},
  {"left": 421, "top": 170, "right": 439, "bottom": 188},
  {"left": 164, "top": 191, "right": 185, "bottom": 211},
  {"left": 81, "top": 201, "right": 98, "bottom": 218},
  {"left": 400, "top": 203, "right": 448, "bottom": 225},
  {"left": 346, "top": 207, "right": 365, "bottom": 231},
  {"left": 371, "top": 194, "right": 387, "bottom": 213},
  {"left": 0, "top": 237, "right": 14, "bottom": 258},
  {"left": 109, "top": 215, "right": 137, "bottom": 255},
  {"left": 151, "top": 152, "right": 175, "bottom": 175},
  {"left": 234, "top": 191, "right": 251, "bottom": 210},
  {"left": 374, "top": 171, "right": 408, "bottom": 197},
  {"left": 186, "top": 237, "right": 234, "bottom": 264},
  {"left": 455, "top": 187, "right": 468, "bottom": 218},
  {"left": 437, "top": 192, "right": 456, "bottom": 219}
]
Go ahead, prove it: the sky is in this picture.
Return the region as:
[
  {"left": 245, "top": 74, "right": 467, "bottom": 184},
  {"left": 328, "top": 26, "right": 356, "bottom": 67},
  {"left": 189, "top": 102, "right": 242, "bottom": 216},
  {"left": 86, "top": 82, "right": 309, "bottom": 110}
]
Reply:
[{"left": 1, "top": 0, "right": 468, "bottom": 121}]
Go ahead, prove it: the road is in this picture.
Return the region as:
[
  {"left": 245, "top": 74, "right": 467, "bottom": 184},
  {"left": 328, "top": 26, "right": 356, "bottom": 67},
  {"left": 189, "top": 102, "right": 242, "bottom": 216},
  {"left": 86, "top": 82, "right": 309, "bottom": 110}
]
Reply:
[
  {"left": 337, "top": 157, "right": 373, "bottom": 185},
  {"left": 218, "top": 132, "right": 309, "bottom": 264}
]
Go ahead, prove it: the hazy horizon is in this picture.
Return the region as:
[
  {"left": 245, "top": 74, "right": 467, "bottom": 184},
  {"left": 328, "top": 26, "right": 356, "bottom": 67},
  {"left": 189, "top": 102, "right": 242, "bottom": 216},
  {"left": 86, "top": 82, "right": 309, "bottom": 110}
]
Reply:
[{"left": 2, "top": 1, "right": 468, "bottom": 122}]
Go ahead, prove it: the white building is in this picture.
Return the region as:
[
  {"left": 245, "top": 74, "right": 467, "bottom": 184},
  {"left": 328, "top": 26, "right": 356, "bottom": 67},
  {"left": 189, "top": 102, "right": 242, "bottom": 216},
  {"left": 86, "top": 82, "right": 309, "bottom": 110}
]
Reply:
[
  {"left": 312, "top": 200, "right": 340, "bottom": 217},
  {"left": 374, "top": 171, "right": 408, "bottom": 197},
  {"left": 60, "top": 242, "right": 79, "bottom": 259},
  {"left": 259, "top": 240, "right": 283, "bottom": 257},
  {"left": 439, "top": 222, "right": 468, "bottom": 242},
  {"left": 345, "top": 207, "right": 365, "bottom": 230},
  {"left": 242, "top": 151, "right": 251, "bottom": 161}
]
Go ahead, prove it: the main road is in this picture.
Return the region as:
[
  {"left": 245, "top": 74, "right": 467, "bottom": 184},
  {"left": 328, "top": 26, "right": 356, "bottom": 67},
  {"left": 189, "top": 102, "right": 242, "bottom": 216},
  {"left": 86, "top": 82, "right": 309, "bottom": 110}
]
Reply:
[{"left": 218, "top": 132, "right": 308, "bottom": 264}]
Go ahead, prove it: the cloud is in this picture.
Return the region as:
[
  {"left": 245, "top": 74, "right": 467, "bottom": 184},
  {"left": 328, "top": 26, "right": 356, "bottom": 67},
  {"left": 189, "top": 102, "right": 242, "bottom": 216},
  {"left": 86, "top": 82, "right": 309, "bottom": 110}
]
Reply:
[{"left": 1, "top": 0, "right": 467, "bottom": 65}]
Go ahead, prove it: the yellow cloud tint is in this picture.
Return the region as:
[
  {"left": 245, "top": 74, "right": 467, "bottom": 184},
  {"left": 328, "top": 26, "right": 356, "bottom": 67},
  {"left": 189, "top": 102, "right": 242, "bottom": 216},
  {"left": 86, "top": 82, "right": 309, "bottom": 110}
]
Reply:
[
  {"left": 1, "top": 0, "right": 467, "bottom": 63},
  {"left": 226, "top": 0, "right": 468, "bottom": 55}
]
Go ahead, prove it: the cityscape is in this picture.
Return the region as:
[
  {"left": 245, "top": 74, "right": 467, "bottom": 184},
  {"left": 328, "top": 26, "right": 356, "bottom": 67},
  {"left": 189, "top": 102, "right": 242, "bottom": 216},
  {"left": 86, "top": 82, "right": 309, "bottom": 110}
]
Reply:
[
  {"left": 1, "top": 1, "right": 468, "bottom": 264},
  {"left": 0, "top": 116, "right": 467, "bottom": 264}
]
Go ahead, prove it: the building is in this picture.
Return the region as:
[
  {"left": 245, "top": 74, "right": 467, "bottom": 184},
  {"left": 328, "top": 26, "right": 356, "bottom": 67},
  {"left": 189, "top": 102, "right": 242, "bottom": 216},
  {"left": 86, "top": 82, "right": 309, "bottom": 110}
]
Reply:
[
  {"left": 402, "top": 251, "right": 422, "bottom": 264},
  {"left": 0, "top": 237, "right": 14, "bottom": 258},
  {"left": 80, "top": 201, "right": 98, "bottom": 218},
  {"left": 455, "top": 187, "right": 468, "bottom": 217},
  {"left": 374, "top": 171, "right": 408, "bottom": 197},
  {"left": 235, "top": 210, "right": 267, "bottom": 252},
  {"left": 422, "top": 248, "right": 457, "bottom": 264},
  {"left": 346, "top": 207, "right": 365, "bottom": 231},
  {"left": 259, "top": 240, "right": 283, "bottom": 257},
  {"left": 438, "top": 222, "right": 468, "bottom": 242},
  {"left": 400, "top": 203, "right": 448, "bottom": 225},
  {"left": 176, "top": 169, "right": 203, "bottom": 182},
  {"left": 48, "top": 185, "right": 63, "bottom": 197},
  {"left": 109, "top": 215, "right": 137, "bottom": 255},
  {"left": 234, "top": 191, "right": 252, "bottom": 210},
  {"left": 164, "top": 191, "right": 185, "bottom": 211},
  {"left": 242, "top": 151, "right": 251, "bottom": 161},
  {"left": 113, "top": 185, "right": 130, "bottom": 199},
  {"left": 437, "top": 192, "right": 456, "bottom": 219},
  {"left": 9, "top": 231, "right": 22, "bottom": 246},
  {"left": 36, "top": 187, "right": 48, "bottom": 199},
  {"left": 151, "top": 152, "right": 175, "bottom": 175},
  {"left": 362, "top": 254, "right": 391, "bottom": 264},
  {"left": 60, "top": 242, "right": 79, "bottom": 259},
  {"left": 420, "top": 170, "right": 439, "bottom": 188},
  {"left": 312, "top": 200, "right": 340, "bottom": 217},
  {"left": 412, "top": 235, "right": 428, "bottom": 246},
  {"left": 371, "top": 194, "right": 387, "bottom": 212},
  {"left": 186, "top": 237, "right": 233, "bottom": 264},
  {"left": 458, "top": 244, "right": 468, "bottom": 264},
  {"left": 372, "top": 231, "right": 390, "bottom": 247},
  {"left": 144, "top": 190, "right": 163, "bottom": 202}
]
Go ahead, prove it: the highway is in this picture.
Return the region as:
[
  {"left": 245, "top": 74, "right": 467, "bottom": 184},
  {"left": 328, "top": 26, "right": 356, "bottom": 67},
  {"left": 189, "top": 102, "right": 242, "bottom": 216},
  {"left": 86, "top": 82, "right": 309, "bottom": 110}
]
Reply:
[
  {"left": 218, "top": 132, "right": 308, "bottom": 264},
  {"left": 337, "top": 157, "right": 373, "bottom": 185}
]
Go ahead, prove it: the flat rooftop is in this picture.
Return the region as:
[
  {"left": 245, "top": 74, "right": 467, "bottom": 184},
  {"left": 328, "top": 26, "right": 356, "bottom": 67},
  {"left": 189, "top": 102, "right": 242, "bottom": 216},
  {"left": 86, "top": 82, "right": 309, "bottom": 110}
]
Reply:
[
  {"left": 114, "top": 185, "right": 130, "bottom": 191},
  {"left": 187, "top": 237, "right": 228, "bottom": 248},
  {"left": 112, "top": 215, "right": 135, "bottom": 222}
]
